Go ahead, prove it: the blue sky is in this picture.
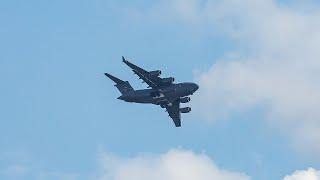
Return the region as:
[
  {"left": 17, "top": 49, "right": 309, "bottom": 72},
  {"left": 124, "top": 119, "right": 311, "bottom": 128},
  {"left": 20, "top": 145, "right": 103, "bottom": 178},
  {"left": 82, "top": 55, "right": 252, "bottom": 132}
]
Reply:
[{"left": 1, "top": 0, "right": 320, "bottom": 180}]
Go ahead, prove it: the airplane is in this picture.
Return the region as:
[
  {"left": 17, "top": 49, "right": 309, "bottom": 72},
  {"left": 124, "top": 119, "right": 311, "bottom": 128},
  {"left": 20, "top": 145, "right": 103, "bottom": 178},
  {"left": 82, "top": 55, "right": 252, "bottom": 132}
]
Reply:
[{"left": 104, "top": 57, "right": 199, "bottom": 127}]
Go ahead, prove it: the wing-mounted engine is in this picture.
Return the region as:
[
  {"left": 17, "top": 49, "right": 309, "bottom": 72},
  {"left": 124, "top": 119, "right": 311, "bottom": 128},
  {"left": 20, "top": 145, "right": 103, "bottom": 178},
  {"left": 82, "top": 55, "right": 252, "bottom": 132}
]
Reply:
[
  {"left": 180, "top": 107, "right": 191, "bottom": 113},
  {"left": 162, "top": 77, "right": 175, "bottom": 85},
  {"left": 149, "top": 70, "right": 161, "bottom": 77},
  {"left": 180, "top": 97, "right": 190, "bottom": 103}
]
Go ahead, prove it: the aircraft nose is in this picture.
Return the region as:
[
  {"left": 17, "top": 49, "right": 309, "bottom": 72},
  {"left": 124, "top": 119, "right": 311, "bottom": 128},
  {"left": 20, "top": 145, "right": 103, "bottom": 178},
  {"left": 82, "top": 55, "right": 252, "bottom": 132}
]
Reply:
[{"left": 192, "top": 83, "right": 199, "bottom": 92}]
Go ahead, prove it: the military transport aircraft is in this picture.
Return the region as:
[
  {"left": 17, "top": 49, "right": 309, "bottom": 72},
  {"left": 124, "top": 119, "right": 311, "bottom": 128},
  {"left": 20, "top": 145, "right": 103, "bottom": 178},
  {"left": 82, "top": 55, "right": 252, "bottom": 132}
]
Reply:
[{"left": 105, "top": 57, "right": 199, "bottom": 127}]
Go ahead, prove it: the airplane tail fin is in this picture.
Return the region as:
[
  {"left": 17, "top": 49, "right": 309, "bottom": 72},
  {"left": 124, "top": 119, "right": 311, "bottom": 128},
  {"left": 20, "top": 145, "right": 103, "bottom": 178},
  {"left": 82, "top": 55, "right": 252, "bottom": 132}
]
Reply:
[{"left": 104, "top": 73, "right": 134, "bottom": 94}]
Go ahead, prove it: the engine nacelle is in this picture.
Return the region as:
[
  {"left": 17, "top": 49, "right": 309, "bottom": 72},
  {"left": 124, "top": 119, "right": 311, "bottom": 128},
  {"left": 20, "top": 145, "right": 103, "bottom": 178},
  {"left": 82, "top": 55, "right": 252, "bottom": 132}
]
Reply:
[
  {"left": 180, "top": 97, "right": 191, "bottom": 103},
  {"left": 149, "top": 70, "right": 161, "bottom": 77},
  {"left": 180, "top": 107, "right": 191, "bottom": 113},
  {"left": 162, "top": 77, "right": 175, "bottom": 84}
]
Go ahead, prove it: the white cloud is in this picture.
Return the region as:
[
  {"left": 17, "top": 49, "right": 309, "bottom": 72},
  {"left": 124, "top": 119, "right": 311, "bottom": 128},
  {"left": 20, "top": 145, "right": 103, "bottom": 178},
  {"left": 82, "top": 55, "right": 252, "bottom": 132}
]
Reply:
[
  {"left": 97, "top": 149, "right": 250, "bottom": 180},
  {"left": 113, "top": 0, "right": 320, "bottom": 156},
  {"left": 283, "top": 168, "right": 320, "bottom": 180},
  {"left": 166, "top": 0, "right": 320, "bottom": 155}
]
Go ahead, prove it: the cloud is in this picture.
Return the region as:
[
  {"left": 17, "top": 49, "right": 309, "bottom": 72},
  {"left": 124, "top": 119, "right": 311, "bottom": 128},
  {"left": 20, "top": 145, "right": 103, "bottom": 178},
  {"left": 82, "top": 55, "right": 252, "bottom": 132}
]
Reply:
[
  {"left": 2, "top": 149, "right": 318, "bottom": 180},
  {"left": 97, "top": 149, "right": 250, "bottom": 180},
  {"left": 109, "top": 0, "right": 320, "bottom": 156},
  {"left": 170, "top": 0, "right": 320, "bottom": 155},
  {"left": 114, "top": 0, "right": 320, "bottom": 156},
  {"left": 283, "top": 168, "right": 320, "bottom": 180}
]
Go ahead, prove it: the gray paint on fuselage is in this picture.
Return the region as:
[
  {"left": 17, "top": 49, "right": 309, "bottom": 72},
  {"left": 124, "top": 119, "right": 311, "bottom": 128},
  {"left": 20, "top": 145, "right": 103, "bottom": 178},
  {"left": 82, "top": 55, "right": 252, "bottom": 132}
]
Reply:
[{"left": 118, "top": 82, "right": 199, "bottom": 105}]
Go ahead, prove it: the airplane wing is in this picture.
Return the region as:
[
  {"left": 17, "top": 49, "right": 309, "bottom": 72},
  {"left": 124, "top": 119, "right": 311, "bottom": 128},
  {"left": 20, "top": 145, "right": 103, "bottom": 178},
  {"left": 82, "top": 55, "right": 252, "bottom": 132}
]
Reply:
[
  {"left": 122, "top": 57, "right": 172, "bottom": 89},
  {"left": 166, "top": 100, "right": 181, "bottom": 127}
]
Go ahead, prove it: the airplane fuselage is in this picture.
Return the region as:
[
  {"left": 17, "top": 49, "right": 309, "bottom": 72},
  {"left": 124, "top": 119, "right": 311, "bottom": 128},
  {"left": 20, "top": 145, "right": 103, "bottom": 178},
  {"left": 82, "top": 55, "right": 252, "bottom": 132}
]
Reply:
[{"left": 117, "top": 82, "right": 199, "bottom": 106}]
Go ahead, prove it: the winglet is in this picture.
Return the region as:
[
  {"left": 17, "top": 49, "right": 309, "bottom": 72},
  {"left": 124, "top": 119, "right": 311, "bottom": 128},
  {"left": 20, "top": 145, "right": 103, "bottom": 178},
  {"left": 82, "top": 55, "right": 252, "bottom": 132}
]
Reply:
[
  {"left": 122, "top": 56, "right": 131, "bottom": 67},
  {"left": 122, "top": 56, "right": 131, "bottom": 66},
  {"left": 122, "top": 56, "right": 127, "bottom": 63},
  {"left": 121, "top": 56, "right": 147, "bottom": 74},
  {"left": 104, "top": 73, "right": 124, "bottom": 84}
]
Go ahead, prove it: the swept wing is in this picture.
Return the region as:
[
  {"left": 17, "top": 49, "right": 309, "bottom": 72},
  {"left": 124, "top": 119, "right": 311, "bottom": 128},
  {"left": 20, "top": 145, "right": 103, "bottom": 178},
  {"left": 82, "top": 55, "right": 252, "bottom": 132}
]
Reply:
[{"left": 122, "top": 57, "right": 174, "bottom": 89}]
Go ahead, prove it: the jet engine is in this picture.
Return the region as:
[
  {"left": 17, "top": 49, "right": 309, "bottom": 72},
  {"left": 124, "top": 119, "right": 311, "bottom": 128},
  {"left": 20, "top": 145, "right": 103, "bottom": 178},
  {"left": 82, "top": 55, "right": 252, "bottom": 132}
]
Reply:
[
  {"left": 180, "top": 97, "right": 191, "bottom": 103},
  {"left": 162, "top": 77, "right": 175, "bottom": 84},
  {"left": 180, "top": 107, "right": 191, "bottom": 113},
  {"left": 149, "top": 70, "right": 161, "bottom": 77}
]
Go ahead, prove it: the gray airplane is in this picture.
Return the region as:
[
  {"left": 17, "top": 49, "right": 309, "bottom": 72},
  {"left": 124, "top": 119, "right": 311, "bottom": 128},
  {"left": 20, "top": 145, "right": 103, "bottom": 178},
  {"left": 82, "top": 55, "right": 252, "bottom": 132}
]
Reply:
[{"left": 105, "top": 57, "right": 199, "bottom": 127}]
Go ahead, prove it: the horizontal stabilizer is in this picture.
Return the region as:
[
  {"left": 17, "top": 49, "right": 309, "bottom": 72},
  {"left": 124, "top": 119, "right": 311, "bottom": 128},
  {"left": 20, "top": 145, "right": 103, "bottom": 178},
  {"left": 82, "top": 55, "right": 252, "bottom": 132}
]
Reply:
[
  {"left": 104, "top": 73, "right": 134, "bottom": 94},
  {"left": 105, "top": 73, "right": 124, "bottom": 84}
]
